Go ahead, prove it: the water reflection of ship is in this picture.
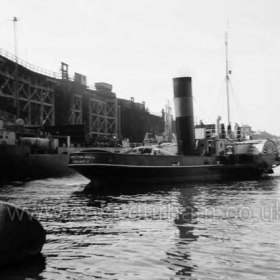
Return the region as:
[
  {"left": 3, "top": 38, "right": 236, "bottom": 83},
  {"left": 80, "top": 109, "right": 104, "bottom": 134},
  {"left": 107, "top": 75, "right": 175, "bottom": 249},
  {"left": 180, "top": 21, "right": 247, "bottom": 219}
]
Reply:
[{"left": 165, "top": 187, "right": 199, "bottom": 277}]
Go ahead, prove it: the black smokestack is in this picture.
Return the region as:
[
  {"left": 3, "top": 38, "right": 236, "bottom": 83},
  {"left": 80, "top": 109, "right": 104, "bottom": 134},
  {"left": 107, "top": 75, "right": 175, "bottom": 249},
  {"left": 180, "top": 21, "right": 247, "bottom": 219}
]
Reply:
[{"left": 173, "top": 77, "right": 195, "bottom": 155}]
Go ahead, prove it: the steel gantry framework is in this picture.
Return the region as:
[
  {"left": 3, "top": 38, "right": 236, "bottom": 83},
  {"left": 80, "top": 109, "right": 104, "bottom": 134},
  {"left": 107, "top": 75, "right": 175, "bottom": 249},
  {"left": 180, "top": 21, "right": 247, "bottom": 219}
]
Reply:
[
  {"left": 0, "top": 51, "right": 57, "bottom": 126},
  {"left": 69, "top": 92, "right": 83, "bottom": 125},
  {"left": 0, "top": 49, "right": 119, "bottom": 141},
  {"left": 89, "top": 97, "right": 118, "bottom": 137}
]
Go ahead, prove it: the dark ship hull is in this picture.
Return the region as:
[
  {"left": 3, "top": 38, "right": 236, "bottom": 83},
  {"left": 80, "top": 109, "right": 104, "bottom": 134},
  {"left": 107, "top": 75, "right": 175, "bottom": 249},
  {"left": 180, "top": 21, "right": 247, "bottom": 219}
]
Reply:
[
  {"left": 68, "top": 151, "right": 274, "bottom": 189},
  {"left": 0, "top": 145, "right": 73, "bottom": 185}
]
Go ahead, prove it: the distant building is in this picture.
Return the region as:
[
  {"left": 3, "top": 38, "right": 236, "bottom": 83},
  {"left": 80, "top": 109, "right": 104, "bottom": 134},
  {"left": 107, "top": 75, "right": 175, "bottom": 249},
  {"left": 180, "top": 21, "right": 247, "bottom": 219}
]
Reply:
[
  {"left": 118, "top": 98, "right": 164, "bottom": 143},
  {"left": 54, "top": 76, "right": 118, "bottom": 145}
]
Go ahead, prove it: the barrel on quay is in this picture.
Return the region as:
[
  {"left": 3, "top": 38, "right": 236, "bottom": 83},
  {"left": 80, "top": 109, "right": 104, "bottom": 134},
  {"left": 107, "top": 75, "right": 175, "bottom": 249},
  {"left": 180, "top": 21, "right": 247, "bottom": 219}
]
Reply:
[{"left": 0, "top": 201, "right": 46, "bottom": 267}]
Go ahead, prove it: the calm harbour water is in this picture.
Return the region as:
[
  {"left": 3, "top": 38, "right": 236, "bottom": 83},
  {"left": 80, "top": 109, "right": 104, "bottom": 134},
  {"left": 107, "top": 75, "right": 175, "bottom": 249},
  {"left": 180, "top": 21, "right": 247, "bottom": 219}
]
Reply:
[{"left": 1, "top": 169, "right": 280, "bottom": 280}]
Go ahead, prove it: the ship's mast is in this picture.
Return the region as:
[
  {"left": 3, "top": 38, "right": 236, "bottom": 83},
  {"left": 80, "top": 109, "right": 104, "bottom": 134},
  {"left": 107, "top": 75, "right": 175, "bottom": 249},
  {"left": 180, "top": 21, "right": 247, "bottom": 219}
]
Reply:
[
  {"left": 13, "top": 16, "right": 19, "bottom": 118},
  {"left": 164, "top": 101, "right": 172, "bottom": 141},
  {"left": 225, "top": 31, "right": 231, "bottom": 127}
]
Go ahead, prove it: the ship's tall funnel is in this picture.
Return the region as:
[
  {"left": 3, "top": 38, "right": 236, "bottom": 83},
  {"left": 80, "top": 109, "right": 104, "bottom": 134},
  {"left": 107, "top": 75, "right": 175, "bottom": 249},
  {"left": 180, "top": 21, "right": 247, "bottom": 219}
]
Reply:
[{"left": 173, "top": 77, "right": 195, "bottom": 155}]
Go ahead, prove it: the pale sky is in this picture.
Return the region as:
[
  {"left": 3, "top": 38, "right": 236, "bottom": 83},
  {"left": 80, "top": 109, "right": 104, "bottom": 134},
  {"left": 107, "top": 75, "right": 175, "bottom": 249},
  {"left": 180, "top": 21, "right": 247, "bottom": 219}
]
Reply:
[{"left": 1, "top": 0, "right": 280, "bottom": 135}]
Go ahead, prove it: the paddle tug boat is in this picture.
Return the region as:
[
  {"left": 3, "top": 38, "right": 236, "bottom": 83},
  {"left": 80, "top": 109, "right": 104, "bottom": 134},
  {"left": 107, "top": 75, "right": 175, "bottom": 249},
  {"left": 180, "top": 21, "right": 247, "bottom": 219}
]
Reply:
[{"left": 69, "top": 77, "right": 280, "bottom": 188}]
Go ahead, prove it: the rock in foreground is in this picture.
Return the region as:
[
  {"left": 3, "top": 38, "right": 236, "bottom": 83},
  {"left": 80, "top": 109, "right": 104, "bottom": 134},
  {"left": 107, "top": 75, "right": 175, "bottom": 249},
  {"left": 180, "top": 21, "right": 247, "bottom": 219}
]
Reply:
[{"left": 0, "top": 201, "right": 46, "bottom": 267}]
